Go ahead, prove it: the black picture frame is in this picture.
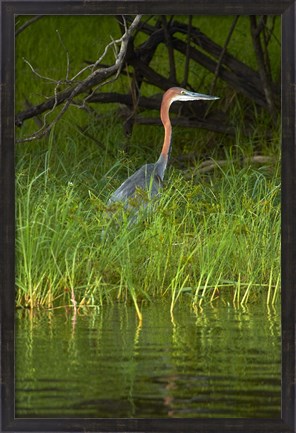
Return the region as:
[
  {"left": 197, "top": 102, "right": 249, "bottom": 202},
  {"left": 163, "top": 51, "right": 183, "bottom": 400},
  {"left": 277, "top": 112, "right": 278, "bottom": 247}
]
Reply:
[{"left": 1, "top": 1, "right": 295, "bottom": 432}]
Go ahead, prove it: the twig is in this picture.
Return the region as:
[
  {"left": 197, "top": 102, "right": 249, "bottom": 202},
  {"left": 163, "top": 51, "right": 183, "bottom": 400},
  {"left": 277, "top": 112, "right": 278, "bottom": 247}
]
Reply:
[
  {"left": 15, "top": 15, "right": 44, "bottom": 36},
  {"left": 76, "top": 125, "right": 105, "bottom": 150},
  {"left": 22, "top": 57, "right": 62, "bottom": 84},
  {"left": 264, "top": 16, "right": 280, "bottom": 46},
  {"left": 250, "top": 16, "right": 277, "bottom": 120},
  {"left": 56, "top": 29, "right": 71, "bottom": 82},
  {"left": 181, "top": 15, "right": 193, "bottom": 88},
  {"left": 161, "top": 16, "right": 177, "bottom": 84},
  {"left": 260, "top": 18, "right": 274, "bottom": 86},
  {"left": 210, "top": 16, "right": 239, "bottom": 95}
]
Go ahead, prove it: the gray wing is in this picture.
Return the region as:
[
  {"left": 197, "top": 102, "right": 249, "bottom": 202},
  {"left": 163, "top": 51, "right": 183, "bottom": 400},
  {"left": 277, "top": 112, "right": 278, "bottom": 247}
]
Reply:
[{"left": 108, "top": 163, "right": 163, "bottom": 204}]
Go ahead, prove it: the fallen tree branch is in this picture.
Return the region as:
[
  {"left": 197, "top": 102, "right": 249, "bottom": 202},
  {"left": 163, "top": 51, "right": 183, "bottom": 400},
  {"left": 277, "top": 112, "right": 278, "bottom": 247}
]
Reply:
[
  {"left": 184, "top": 155, "right": 275, "bottom": 177},
  {"left": 135, "top": 18, "right": 280, "bottom": 106}
]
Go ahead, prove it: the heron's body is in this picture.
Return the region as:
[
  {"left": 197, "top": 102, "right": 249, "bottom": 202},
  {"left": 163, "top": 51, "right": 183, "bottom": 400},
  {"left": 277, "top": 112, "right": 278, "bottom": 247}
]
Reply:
[
  {"left": 108, "top": 87, "right": 219, "bottom": 207},
  {"left": 108, "top": 163, "right": 162, "bottom": 204}
]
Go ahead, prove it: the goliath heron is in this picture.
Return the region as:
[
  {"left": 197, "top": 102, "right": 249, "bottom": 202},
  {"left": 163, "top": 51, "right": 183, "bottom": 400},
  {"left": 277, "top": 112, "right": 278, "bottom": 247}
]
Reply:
[{"left": 108, "top": 87, "right": 219, "bottom": 206}]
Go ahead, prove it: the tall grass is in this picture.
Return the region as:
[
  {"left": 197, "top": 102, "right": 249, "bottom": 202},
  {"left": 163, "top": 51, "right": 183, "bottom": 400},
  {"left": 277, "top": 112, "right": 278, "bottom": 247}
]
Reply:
[{"left": 16, "top": 124, "right": 281, "bottom": 317}]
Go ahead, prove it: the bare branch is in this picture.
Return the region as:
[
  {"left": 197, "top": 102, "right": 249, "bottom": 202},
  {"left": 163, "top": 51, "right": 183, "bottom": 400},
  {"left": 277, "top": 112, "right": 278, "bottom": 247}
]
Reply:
[{"left": 16, "top": 14, "right": 143, "bottom": 143}]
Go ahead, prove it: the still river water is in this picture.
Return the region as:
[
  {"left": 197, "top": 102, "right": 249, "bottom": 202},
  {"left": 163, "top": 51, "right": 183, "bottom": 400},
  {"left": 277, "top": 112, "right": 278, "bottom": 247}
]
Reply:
[{"left": 15, "top": 300, "right": 281, "bottom": 418}]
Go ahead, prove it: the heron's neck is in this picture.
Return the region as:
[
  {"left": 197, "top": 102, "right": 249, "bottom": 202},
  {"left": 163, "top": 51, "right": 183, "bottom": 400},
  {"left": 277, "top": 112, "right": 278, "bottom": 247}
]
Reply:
[
  {"left": 160, "top": 101, "right": 172, "bottom": 160},
  {"left": 156, "top": 108, "right": 172, "bottom": 180},
  {"left": 155, "top": 95, "right": 173, "bottom": 180}
]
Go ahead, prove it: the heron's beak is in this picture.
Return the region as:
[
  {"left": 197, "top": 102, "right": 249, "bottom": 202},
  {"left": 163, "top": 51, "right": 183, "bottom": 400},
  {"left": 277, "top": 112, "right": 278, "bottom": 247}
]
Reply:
[{"left": 184, "top": 90, "right": 219, "bottom": 101}]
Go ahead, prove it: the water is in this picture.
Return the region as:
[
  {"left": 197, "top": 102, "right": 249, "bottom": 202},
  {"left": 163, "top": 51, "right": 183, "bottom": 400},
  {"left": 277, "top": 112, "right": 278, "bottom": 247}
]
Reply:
[{"left": 15, "top": 300, "right": 281, "bottom": 418}]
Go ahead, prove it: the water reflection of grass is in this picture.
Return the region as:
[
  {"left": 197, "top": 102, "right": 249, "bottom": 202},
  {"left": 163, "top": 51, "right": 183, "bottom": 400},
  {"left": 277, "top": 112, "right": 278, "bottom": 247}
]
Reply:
[
  {"left": 15, "top": 302, "right": 281, "bottom": 418},
  {"left": 16, "top": 129, "right": 280, "bottom": 318}
]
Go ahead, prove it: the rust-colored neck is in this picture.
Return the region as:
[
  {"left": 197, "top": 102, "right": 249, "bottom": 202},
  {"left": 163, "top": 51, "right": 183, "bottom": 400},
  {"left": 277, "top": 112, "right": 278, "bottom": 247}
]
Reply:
[{"left": 160, "top": 91, "right": 173, "bottom": 159}]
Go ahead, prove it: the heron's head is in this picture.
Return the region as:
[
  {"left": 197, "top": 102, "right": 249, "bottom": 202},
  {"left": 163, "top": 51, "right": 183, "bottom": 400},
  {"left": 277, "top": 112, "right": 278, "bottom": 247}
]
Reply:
[{"left": 164, "top": 87, "right": 219, "bottom": 105}]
